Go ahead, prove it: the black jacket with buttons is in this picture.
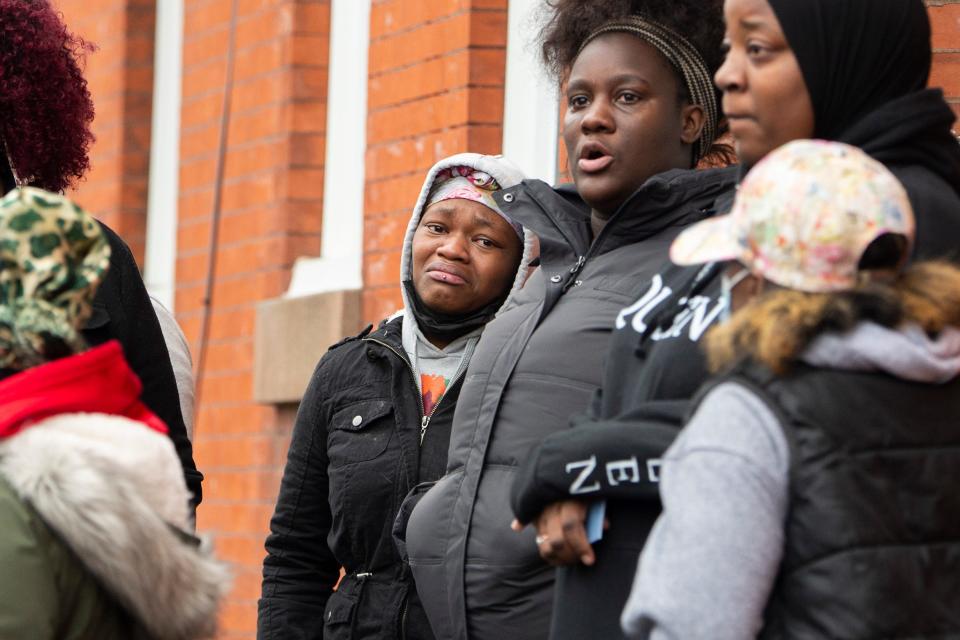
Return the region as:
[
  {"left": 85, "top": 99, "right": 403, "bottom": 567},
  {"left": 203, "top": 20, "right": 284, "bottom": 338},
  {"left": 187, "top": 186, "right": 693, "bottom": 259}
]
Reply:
[{"left": 258, "top": 317, "right": 458, "bottom": 640}]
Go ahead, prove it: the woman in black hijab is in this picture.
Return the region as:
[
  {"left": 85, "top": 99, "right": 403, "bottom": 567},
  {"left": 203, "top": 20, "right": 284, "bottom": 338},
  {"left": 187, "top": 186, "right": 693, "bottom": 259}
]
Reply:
[{"left": 717, "top": 0, "right": 960, "bottom": 258}]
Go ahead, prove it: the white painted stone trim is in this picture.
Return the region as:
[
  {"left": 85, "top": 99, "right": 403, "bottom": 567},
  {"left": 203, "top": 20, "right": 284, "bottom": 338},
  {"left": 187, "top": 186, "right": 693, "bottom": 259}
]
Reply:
[
  {"left": 286, "top": 0, "right": 370, "bottom": 298},
  {"left": 502, "top": 0, "right": 560, "bottom": 185},
  {"left": 144, "top": 0, "right": 184, "bottom": 310}
]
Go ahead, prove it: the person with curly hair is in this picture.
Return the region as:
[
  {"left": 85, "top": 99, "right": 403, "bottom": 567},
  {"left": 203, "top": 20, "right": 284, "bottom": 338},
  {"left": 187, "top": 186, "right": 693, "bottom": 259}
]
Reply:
[
  {"left": 0, "top": 0, "right": 203, "bottom": 510},
  {"left": 624, "top": 140, "right": 960, "bottom": 639},
  {"left": 403, "top": 1, "right": 734, "bottom": 638},
  {"left": 510, "top": 2, "right": 960, "bottom": 636}
]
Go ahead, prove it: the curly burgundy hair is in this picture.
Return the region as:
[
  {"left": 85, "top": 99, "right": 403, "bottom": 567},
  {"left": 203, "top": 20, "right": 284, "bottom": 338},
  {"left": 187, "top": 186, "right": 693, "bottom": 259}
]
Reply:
[{"left": 0, "top": 0, "right": 95, "bottom": 192}]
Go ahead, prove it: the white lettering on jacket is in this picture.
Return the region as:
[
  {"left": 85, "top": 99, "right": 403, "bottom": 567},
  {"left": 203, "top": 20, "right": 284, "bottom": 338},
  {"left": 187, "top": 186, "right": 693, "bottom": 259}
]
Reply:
[
  {"left": 647, "top": 459, "right": 661, "bottom": 482},
  {"left": 650, "top": 295, "right": 725, "bottom": 342},
  {"left": 566, "top": 456, "right": 601, "bottom": 495},
  {"left": 617, "top": 274, "right": 724, "bottom": 342},
  {"left": 606, "top": 457, "right": 641, "bottom": 486},
  {"left": 566, "top": 455, "right": 660, "bottom": 493},
  {"left": 615, "top": 274, "right": 673, "bottom": 333}
]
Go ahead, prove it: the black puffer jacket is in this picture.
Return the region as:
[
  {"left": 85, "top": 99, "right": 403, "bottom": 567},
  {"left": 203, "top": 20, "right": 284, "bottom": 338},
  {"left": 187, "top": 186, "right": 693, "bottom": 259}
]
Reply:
[
  {"left": 510, "top": 89, "right": 960, "bottom": 640},
  {"left": 258, "top": 318, "right": 462, "bottom": 640},
  {"left": 406, "top": 167, "right": 737, "bottom": 640}
]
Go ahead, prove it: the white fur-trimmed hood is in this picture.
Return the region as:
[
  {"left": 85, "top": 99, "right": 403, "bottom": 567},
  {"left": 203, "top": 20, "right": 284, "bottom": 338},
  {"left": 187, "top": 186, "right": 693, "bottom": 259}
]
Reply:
[{"left": 0, "top": 413, "right": 230, "bottom": 639}]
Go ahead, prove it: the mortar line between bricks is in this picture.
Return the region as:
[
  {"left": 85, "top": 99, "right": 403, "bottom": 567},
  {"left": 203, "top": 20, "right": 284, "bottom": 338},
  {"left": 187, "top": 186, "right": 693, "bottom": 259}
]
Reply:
[
  {"left": 368, "top": 45, "right": 505, "bottom": 80},
  {"left": 176, "top": 203, "right": 324, "bottom": 228},
  {"left": 178, "top": 231, "right": 321, "bottom": 256},
  {"left": 181, "top": 64, "right": 329, "bottom": 109},
  {"left": 369, "top": 8, "right": 471, "bottom": 42},
  {"left": 184, "top": 4, "right": 331, "bottom": 45},
  {"left": 365, "top": 120, "right": 505, "bottom": 148},
  {"left": 370, "top": 6, "right": 506, "bottom": 42},
  {"left": 368, "top": 83, "right": 504, "bottom": 117},
  {"left": 367, "top": 84, "right": 505, "bottom": 113}
]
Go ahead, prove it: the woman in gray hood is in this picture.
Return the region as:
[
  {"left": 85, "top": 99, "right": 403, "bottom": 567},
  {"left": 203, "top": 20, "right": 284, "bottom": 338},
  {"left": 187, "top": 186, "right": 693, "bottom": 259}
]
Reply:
[{"left": 258, "top": 153, "right": 534, "bottom": 640}]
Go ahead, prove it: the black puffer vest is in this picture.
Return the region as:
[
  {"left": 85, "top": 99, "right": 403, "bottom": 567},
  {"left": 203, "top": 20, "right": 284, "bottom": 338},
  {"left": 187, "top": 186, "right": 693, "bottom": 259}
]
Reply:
[{"left": 713, "top": 362, "right": 960, "bottom": 639}]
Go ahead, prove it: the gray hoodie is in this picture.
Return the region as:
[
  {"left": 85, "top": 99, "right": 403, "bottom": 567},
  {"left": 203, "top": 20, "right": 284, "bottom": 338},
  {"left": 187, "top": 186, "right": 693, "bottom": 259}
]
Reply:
[{"left": 622, "top": 322, "right": 960, "bottom": 639}]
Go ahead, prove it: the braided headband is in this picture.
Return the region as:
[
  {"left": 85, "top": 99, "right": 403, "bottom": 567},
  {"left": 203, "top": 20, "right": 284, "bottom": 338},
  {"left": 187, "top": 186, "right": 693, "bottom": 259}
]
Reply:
[{"left": 578, "top": 17, "right": 718, "bottom": 164}]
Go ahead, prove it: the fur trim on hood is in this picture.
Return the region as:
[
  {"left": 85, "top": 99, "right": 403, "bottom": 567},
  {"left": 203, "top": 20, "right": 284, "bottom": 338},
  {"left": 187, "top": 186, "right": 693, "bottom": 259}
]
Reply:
[{"left": 0, "top": 413, "right": 230, "bottom": 640}]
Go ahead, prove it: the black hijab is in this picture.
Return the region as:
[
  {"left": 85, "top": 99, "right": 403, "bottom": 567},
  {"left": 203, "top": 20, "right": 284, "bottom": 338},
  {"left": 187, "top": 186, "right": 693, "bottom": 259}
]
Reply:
[
  {"left": 767, "top": 0, "right": 931, "bottom": 140},
  {"left": 768, "top": 0, "right": 960, "bottom": 194}
]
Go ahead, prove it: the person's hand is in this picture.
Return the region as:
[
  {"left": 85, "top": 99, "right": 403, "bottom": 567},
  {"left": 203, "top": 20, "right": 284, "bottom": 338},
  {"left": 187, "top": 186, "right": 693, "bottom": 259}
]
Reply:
[{"left": 511, "top": 499, "right": 594, "bottom": 567}]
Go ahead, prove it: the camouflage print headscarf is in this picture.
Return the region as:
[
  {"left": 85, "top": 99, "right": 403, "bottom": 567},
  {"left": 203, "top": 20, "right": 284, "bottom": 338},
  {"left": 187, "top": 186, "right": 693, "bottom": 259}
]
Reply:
[{"left": 0, "top": 187, "right": 110, "bottom": 370}]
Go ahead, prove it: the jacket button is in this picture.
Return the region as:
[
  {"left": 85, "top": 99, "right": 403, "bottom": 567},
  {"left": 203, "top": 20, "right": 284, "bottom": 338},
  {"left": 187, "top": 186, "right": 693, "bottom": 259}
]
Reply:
[
  {"left": 503, "top": 193, "right": 515, "bottom": 203},
  {"left": 550, "top": 275, "right": 562, "bottom": 283},
  {"left": 352, "top": 415, "right": 363, "bottom": 427}
]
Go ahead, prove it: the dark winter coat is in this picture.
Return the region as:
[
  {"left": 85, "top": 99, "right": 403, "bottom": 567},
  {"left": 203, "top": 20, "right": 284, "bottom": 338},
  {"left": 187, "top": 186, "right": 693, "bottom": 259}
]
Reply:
[
  {"left": 258, "top": 318, "right": 464, "bottom": 640},
  {"left": 720, "top": 362, "right": 960, "bottom": 639},
  {"left": 83, "top": 223, "right": 203, "bottom": 508},
  {"left": 405, "top": 167, "right": 737, "bottom": 640},
  {"left": 510, "top": 90, "right": 960, "bottom": 640},
  {"left": 0, "top": 342, "right": 228, "bottom": 640}
]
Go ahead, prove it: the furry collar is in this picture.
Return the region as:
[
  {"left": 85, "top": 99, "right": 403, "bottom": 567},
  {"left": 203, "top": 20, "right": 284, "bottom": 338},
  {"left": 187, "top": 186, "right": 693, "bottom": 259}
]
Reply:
[{"left": 0, "top": 413, "right": 229, "bottom": 639}]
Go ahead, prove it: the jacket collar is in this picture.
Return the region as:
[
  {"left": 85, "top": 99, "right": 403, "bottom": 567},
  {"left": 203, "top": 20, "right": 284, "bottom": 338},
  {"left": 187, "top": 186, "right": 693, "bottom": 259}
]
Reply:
[
  {"left": 496, "top": 166, "right": 739, "bottom": 266},
  {"left": 0, "top": 341, "right": 166, "bottom": 439},
  {"left": 369, "top": 315, "right": 405, "bottom": 351}
]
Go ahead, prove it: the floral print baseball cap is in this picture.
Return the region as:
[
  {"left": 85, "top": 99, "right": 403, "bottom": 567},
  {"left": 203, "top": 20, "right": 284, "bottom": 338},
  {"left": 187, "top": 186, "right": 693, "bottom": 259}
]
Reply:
[{"left": 670, "top": 140, "right": 915, "bottom": 293}]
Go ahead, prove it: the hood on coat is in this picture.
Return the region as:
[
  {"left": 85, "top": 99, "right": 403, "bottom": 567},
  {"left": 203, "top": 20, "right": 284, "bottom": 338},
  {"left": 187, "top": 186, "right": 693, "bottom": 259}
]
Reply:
[
  {"left": 396, "top": 153, "right": 537, "bottom": 358},
  {"left": 0, "top": 414, "right": 229, "bottom": 640},
  {"left": 802, "top": 322, "right": 960, "bottom": 384}
]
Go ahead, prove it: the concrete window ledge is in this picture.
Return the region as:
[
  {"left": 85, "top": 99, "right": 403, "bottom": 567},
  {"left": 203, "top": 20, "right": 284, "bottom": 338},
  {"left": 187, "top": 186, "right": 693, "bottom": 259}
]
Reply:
[{"left": 254, "top": 289, "right": 363, "bottom": 404}]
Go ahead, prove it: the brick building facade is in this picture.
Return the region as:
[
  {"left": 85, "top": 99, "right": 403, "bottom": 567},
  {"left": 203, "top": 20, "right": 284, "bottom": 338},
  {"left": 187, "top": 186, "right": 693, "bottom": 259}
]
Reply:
[{"left": 48, "top": 1, "right": 960, "bottom": 637}]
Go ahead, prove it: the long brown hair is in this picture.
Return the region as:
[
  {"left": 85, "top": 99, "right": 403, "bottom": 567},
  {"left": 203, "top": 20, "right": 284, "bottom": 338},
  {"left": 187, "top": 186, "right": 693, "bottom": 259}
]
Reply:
[{"left": 705, "top": 261, "right": 960, "bottom": 375}]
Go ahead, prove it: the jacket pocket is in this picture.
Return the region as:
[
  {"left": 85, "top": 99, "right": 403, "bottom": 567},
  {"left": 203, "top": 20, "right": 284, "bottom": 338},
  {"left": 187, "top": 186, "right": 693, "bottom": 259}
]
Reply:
[
  {"left": 323, "top": 579, "right": 362, "bottom": 640},
  {"left": 393, "top": 481, "right": 437, "bottom": 563},
  {"left": 328, "top": 399, "right": 394, "bottom": 465}
]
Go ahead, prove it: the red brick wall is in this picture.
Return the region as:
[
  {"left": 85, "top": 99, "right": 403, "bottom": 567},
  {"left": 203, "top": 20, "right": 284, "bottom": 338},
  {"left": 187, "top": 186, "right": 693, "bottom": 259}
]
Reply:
[
  {"left": 362, "top": 0, "right": 509, "bottom": 324},
  {"left": 29, "top": 4, "right": 960, "bottom": 640},
  {"left": 929, "top": 2, "right": 960, "bottom": 120},
  {"left": 56, "top": 0, "right": 155, "bottom": 264},
  {"left": 175, "top": 1, "right": 330, "bottom": 636}
]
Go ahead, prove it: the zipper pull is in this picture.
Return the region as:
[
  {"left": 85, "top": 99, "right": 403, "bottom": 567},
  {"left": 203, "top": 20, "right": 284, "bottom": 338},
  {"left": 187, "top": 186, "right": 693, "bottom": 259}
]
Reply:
[
  {"left": 563, "top": 256, "right": 587, "bottom": 293},
  {"left": 419, "top": 415, "right": 430, "bottom": 445},
  {"left": 570, "top": 255, "right": 586, "bottom": 274}
]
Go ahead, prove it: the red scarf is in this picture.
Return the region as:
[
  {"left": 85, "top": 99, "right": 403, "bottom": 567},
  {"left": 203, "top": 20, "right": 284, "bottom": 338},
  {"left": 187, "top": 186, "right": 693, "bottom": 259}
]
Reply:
[{"left": 0, "top": 341, "right": 167, "bottom": 439}]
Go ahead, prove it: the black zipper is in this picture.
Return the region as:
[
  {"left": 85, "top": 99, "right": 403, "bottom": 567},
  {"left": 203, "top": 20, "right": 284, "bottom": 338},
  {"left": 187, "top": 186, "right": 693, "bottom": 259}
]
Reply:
[{"left": 362, "top": 337, "right": 471, "bottom": 445}]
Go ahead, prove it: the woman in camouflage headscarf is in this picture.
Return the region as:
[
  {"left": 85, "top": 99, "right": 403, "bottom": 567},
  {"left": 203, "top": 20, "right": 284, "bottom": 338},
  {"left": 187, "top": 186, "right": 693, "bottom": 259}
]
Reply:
[
  {"left": 0, "top": 189, "right": 229, "bottom": 638},
  {"left": 0, "top": 187, "right": 110, "bottom": 370}
]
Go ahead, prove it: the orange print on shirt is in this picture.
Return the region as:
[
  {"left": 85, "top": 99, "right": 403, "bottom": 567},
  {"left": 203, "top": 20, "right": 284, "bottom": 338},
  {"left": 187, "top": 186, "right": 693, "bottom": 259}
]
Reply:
[{"left": 421, "top": 374, "right": 448, "bottom": 416}]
